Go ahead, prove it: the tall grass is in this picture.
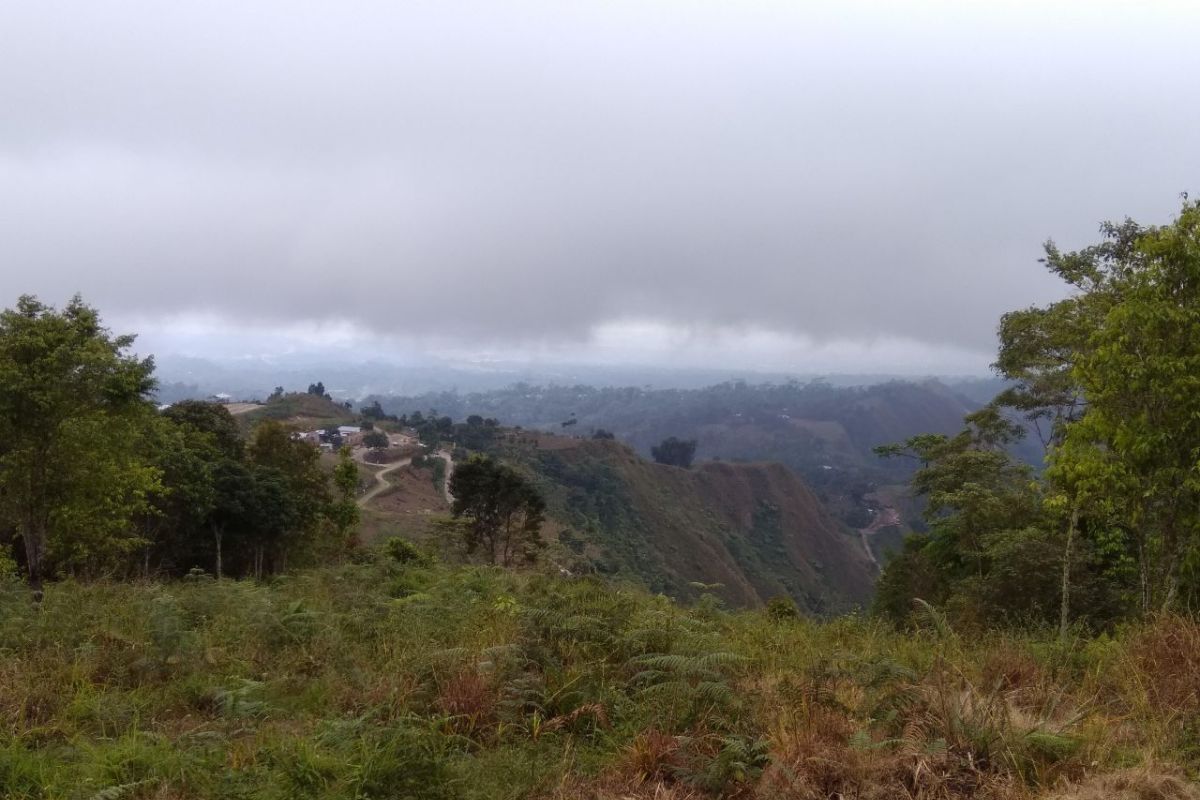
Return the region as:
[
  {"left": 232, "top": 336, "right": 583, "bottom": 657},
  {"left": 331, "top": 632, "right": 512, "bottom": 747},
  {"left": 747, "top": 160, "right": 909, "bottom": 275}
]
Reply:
[{"left": 0, "top": 556, "right": 1195, "bottom": 799}]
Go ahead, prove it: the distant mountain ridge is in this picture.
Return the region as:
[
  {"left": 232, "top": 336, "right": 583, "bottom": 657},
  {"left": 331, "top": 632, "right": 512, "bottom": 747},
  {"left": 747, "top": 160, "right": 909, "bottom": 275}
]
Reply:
[{"left": 369, "top": 378, "right": 1034, "bottom": 482}]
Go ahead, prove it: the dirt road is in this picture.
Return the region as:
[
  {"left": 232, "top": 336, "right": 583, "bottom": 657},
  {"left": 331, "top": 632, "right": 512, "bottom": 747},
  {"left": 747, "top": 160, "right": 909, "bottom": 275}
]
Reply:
[
  {"left": 223, "top": 403, "right": 262, "bottom": 415},
  {"left": 436, "top": 449, "right": 455, "bottom": 504},
  {"left": 358, "top": 457, "right": 412, "bottom": 508},
  {"left": 354, "top": 440, "right": 454, "bottom": 510},
  {"left": 857, "top": 506, "right": 901, "bottom": 570}
]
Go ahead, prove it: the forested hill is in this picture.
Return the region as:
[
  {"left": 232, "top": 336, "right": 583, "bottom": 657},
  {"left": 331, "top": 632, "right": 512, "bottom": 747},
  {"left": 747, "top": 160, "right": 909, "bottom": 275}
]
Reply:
[
  {"left": 471, "top": 431, "right": 876, "bottom": 613},
  {"left": 367, "top": 379, "right": 1041, "bottom": 481}
]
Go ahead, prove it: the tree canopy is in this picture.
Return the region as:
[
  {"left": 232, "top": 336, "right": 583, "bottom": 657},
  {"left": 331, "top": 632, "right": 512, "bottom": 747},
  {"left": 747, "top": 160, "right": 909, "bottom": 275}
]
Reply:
[
  {"left": 448, "top": 455, "right": 545, "bottom": 566},
  {"left": 880, "top": 200, "right": 1200, "bottom": 628},
  {"left": 0, "top": 295, "right": 158, "bottom": 594},
  {"left": 651, "top": 437, "right": 697, "bottom": 468}
]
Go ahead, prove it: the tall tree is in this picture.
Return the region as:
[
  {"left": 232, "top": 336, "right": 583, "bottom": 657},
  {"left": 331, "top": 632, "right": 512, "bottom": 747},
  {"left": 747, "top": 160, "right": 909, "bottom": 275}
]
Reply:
[
  {"left": 449, "top": 456, "right": 545, "bottom": 566},
  {"left": 246, "top": 421, "right": 331, "bottom": 569},
  {"left": 137, "top": 413, "right": 219, "bottom": 576},
  {"left": 329, "top": 447, "right": 361, "bottom": 549},
  {"left": 874, "top": 408, "right": 1050, "bottom": 624},
  {"left": 162, "top": 400, "right": 243, "bottom": 460},
  {"left": 1049, "top": 201, "right": 1200, "bottom": 612},
  {"left": 993, "top": 217, "right": 1146, "bottom": 448},
  {"left": 0, "top": 296, "right": 157, "bottom": 595}
]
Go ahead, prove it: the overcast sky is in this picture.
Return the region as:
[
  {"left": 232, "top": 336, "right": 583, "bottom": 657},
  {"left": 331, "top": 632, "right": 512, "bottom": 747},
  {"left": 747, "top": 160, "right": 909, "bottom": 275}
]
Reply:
[{"left": 2, "top": 1, "right": 1198, "bottom": 374}]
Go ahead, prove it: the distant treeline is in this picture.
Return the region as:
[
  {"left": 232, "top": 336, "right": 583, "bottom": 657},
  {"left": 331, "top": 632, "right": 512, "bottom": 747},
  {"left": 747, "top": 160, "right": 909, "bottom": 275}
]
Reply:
[{"left": 361, "top": 377, "right": 1041, "bottom": 482}]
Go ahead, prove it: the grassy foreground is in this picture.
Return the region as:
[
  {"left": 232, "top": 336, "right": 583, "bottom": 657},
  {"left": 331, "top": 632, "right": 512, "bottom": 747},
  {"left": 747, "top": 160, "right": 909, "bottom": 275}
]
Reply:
[{"left": 0, "top": 553, "right": 1197, "bottom": 799}]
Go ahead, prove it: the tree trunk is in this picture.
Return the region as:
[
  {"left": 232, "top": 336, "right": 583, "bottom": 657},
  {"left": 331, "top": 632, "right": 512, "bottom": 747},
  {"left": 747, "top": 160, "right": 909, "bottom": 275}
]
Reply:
[
  {"left": 1138, "top": 534, "right": 1149, "bottom": 617},
  {"left": 1059, "top": 506, "right": 1078, "bottom": 640},
  {"left": 213, "top": 526, "right": 223, "bottom": 579},
  {"left": 22, "top": 523, "right": 45, "bottom": 604}
]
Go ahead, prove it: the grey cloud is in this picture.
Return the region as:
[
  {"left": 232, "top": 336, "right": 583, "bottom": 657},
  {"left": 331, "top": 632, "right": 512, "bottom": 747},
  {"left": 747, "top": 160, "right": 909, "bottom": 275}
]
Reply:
[{"left": 1, "top": 1, "right": 1198, "bottom": 359}]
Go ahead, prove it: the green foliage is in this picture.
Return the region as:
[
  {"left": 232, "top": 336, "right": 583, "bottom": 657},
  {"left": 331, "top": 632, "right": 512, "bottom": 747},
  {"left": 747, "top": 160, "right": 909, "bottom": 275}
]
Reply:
[
  {"left": 651, "top": 436, "right": 697, "bottom": 468},
  {"left": 765, "top": 595, "right": 800, "bottom": 621},
  {"left": 162, "top": 400, "right": 242, "bottom": 460},
  {"left": 1046, "top": 202, "right": 1200, "bottom": 612},
  {"left": 879, "top": 203, "right": 1200, "bottom": 628},
  {"left": 328, "top": 447, "right": 360, "bottom": 547},
  {"left": 362, "top": 429, "right": 389, "bottom": 449},
  {"left": 0, "top": 295, "right": 158, "bottom": 589},
  {"left": 386, "top": 536, "right": 432, "bottom": 567},
  {"left": 449, "top": 455, "right": 546, "bottom": 566},
  {"left": 0, "top": 295, "right": 357, "bottom": 585},
  {"left": 874, "top": 408, "right": 1050, "bottom": 627}
]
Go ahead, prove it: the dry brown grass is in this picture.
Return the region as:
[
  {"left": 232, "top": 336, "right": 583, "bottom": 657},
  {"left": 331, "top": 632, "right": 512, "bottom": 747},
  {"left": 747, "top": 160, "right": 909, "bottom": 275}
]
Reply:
[
  {"left": 1132, "top": 616, "right": 1200, "bottom": 716},
  {"left": 756, "top": 703, "right": 1032, "bottom": 800},
  {"left": 435, "top": 667, "right": 498, "bottom": 737},
  {"left": 550, "top": 776, "right": 707, "bottom": 800},
  {"left": 1043, "top": 768, "right": 1200, "bottom": 800}
]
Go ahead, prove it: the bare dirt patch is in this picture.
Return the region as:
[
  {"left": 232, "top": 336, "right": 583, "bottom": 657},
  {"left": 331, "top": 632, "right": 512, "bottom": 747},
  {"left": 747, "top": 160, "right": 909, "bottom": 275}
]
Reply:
[
  {"left": 359, "top": 465, "right": 451, "bottom": 543},
  {"left": 223, "top": 402, "right": 263, "bottom": 415}
]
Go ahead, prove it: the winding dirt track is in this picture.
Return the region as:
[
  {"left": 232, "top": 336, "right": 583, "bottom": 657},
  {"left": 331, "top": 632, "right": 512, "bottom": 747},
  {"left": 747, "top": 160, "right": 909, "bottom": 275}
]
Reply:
[
  {"left": 357, "top": 457, "right": 412, "bottom": 507},
  {"left": 857, "top": 506, "right": 901, "bottom": 570},
  {"left": 436, "top": 449, "right": 455, "bottom": 504},
  {"left": 355, "top": 447, "right": 456, "bottom": 509}
]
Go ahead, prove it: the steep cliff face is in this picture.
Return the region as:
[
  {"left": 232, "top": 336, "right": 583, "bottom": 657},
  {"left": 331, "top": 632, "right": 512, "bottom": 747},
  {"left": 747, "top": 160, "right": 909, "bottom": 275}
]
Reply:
[{"left": 501, "top": 434, "right": 875, "bottom": 613}]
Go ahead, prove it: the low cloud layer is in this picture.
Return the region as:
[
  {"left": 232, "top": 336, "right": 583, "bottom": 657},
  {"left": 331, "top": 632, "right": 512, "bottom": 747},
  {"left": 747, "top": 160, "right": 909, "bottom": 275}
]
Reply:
[{"left": 2, "top": 1, "right": 1198, "bottom": 368}]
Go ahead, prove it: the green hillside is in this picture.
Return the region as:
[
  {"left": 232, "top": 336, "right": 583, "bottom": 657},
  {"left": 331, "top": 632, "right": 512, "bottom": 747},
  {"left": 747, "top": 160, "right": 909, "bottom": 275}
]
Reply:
[
  {"left": 239, "top": 392, "right": 358, "bottom": 431},
  {"left": 473, "top": 433, "right": 877, "bottom": 612}
]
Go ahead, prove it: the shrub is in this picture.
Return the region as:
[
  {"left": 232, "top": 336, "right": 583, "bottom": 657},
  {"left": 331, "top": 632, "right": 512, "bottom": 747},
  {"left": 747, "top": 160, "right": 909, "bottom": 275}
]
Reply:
[
  {"left": 386, "top": 537, "right": 431, "bottom": 567},
  {"left": 765, "top": 595, "right": 800, "bottom": 622}
]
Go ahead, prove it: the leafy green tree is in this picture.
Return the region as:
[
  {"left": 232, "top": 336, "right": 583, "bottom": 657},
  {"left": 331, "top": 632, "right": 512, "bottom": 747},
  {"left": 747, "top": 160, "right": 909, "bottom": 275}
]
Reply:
[
  {"left": 651, "top": 437, "right": 697, "bottom": 468},
  {"left": 1048, "top": 201, "right": 1200, "bottom": 613},
  {"left": 881, "top": 201, "right": 1200, "bottom": 627},
  {"left": 0, "top": 296, "right": 158, "bottom": 594},
  {"left": 247, "top": 421, "right": 331, "bottom": 568},
  {"left": 874, "top": 409, "right": 1051, "bottom": 626},
  {"left": 449, "top": 455, "right": 546, "bottom": 566},
  {"left": 992, "top": 221, "right": 1138, "bottom": 450},
  {"left": 361, "top": 400, "right": 387, "bottom": 420},
  {"left": 244, "top": 465, "right": 299, "bottom": 578},
  {"left": 138, "top": 413, "right": 220, "bottom": 575},
  {"left": 329, "top": 447, "right": 361, "bottom": 548},
  {"left": 208, "top": 459, "right": 255, "bottom": 579},
  {"left": 363, "top": 430, "right": 389, "bottom": 449},
  {"left": 163, "top": 400, "right": 243, "bottom": 460}
]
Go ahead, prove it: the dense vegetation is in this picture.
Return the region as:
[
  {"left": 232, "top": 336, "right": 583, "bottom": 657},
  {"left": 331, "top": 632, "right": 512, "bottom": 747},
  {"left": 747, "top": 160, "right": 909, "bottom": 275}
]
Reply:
[
  {"left": 1, "top": 555, "right": 1197, "bottom": 799},
  {"left": 0, "top": 298, "right": 358, "bottom": 585},
  {"left": 876, "top": 201, "right": 1200, "bottom": 632}
]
